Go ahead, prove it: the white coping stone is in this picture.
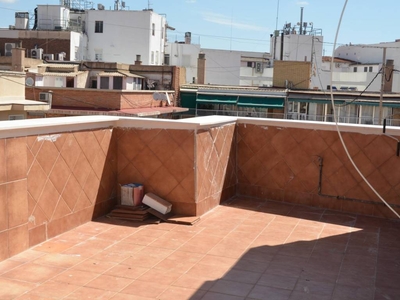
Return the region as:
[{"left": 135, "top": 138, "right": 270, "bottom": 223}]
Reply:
[
  {"left": 0, "top": 115, "right": 399, "bottom": 139},
  {"left": 236, "top": 117, "right": 400, "bottom": 136}
]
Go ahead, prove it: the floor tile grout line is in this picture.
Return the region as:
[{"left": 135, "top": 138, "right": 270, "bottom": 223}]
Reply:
[
  {"left": 328, "top": 213, "right": 355, "bottom": 300},
  {"left": 371, "top": 227, "right": 380, "bottom": 300}
]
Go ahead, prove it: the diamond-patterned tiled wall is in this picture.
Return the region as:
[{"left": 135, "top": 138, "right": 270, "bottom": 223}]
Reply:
[
  {"left": 116, "top": 128, "right": 196, "bottom": 215},
  {"left": 0, "top": 137, "right": 28, "bottom": 261},
  {"left": 26, "top": 129, "right": 117, "bottom": 247},
  {"left": 2, "top": 119, "right": 400, "bottom": 263},
  {"left": 237, "top": 123, "right": 400, "bottom": 218},
  {"left": 196, "top": 123, "right": 236, "bottom": 215}
]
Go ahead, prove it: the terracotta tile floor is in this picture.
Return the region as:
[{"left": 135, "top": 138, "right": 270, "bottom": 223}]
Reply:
[{"left": 1, "top": 197, "right": 400, "bottom": 300}]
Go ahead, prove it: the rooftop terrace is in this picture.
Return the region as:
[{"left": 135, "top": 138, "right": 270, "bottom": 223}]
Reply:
[
  {"left": 0, "top": 197, "right": 399, "bottom": 299},
  {"left": 0, "top": 115, "right": 399, "bottom": 299}
]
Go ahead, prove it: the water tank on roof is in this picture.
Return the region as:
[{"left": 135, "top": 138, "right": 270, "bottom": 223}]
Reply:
[
  {"left": 15, "top": 12, "right": 29, "bottom": 29},
  {"left": 37, "top": 5, "right": 70, "bottom": 30}
]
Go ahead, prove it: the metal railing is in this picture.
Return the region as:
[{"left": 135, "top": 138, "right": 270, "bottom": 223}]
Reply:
[{"left": 195, "top": 109, "right": 400, "bottom": 126}]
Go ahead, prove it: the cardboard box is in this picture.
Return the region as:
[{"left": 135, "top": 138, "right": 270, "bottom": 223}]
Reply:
[{"left": 121, "top": 183, "right": 144, "bottom": 206}]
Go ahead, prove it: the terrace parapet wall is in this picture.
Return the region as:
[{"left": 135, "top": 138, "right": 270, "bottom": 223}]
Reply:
[{"left": 0, "top": 115, "right": 399, "bottom": 262}]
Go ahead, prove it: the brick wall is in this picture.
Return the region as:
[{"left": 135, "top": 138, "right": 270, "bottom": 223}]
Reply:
[
  {"left": 273, "top": 60, "right": 311, "bottom": 89},
  {"left": 0, "top": 38, "right": 71, "bottom": 60},
  {"left": 26, "top": 87, "right": 122, "bottom": 110}
]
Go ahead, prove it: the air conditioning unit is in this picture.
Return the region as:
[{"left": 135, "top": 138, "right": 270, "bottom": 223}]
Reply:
[
  {"left": 255, "top": 62, "right": 263, "bottom": 73},
  {"left": 43, "top": 54, "right": 54, "bottom": 61},
  {"left": 31, "top": 48, "right": 43, "bottom": 59},
  {"left": 4, "top": 43, "right": 16, "bottom": 56},
  {"left": 39, "top": 92, "right": 52, "bottom": 105},
  {"left": 56, "top": 52, "right": 65, "bottom": 61}
]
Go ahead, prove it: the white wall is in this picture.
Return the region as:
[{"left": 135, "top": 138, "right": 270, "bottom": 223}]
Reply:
[
  {"left": 165, "top": 42, "right": 200, "bottom": 83},
  {"left": 70, "top": 31, "right": 85, "bottom": 61},
  {"left": 85, "top": 10, "right": 165, "bottom": 65},
  {"left": 37, "top": 5, "right": 70, "bottom": 30},
  {"left": 334, "top": 41, "right": 400, "bottom": 82},
  {"left": 240, "top": 67, "right": 273, "bottom": 87},
  {"left": 43, "top": 76, "right": 65, "bottom": 87},
  {"left": 200, "top": 49, "right": 241, "bottom": 85},
  {"left": 271, "top": 34, "right": 323, "bottom": 64},
  {"left": 310, "top": 69, "right": 383, "bottom": 92}
]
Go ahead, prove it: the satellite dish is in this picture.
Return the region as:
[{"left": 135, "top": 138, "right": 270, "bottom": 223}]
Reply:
[{"left": 25, "top": 77, "right": 34, "bottom": 86}]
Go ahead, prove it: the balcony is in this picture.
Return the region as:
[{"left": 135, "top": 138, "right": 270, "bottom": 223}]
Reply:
[{"left": 0, "top": 115, "right": 399, "bottom": 298}]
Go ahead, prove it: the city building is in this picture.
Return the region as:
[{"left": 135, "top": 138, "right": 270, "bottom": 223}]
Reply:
[
  {"left": 0, "top": 0, "right": 169, "bottom": 65},
  {"left": 165, "top": 36, "right": 273, "bottom": 86},
  {"left": 0, "top": 47, "right": 49, "bottom": 120}
]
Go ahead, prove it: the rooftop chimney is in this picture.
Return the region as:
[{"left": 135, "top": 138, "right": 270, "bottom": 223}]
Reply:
[
  {"left": 135, "top": 54, "right": 142, "bottom": 65},
  {"left": 11, "top": 45, "right": 25, "bottom": 72},
  {"left": 185, "top": 32, "right": 191, "bottom": 44},
  {"left": 197, "top": 52, "right": 206, "bottom": 84}
]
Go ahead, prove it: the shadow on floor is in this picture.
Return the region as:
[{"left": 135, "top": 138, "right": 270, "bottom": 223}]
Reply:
[{"left": 182, "top": 197, "right": 400, "bottom": 300}]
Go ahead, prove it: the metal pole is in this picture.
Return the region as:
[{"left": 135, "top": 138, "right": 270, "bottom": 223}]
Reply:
[
  {"left": 275, "top": 0, "right": 280, "bottom": 30},
  {"left": 379, "top": 47, "right": 386, "bottom": 125}
]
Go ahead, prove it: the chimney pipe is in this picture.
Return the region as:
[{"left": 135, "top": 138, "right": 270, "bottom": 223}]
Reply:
[
  {"left": 135, "top": 54, "right": 142, "bottom": 65},
  {"left": 197, "top": 52, "right": 206, "bottom": 84},
  {"left": 299, "top": 7, "right": 304, "bottom": 35},
  {"left": 11, "top": 47, "right": 25, "bottom": 72},
  {"left": 185, "top": 32, "right": 191, "bottom": 44}
]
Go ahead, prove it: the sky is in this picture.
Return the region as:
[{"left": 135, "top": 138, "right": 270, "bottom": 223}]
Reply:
[{"left": 0, "top": 0, "right": 399, "bottom": 55}]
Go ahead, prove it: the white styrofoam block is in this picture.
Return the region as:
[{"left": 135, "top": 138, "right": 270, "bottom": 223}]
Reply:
[
  {"left": 142, "top": 193, "right": 172, "bottom": 214},
  {"left": 121, "top": 184, "right": 134, "bottom": 206}
]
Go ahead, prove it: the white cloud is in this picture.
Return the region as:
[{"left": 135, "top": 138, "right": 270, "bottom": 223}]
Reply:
[
  {"left": 296, "top": 1, "right": 309, "bottom": 5},
  {"left": 202, "top": 12, "right": 268, "bottom": 32},
  {"left": 0, "top": 0, "right": 18, "bottom": 3}
]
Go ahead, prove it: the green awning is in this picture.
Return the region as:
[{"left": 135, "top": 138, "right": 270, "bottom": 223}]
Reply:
[
  {"left": 237, "top": 96, "right": 284, "bottom": 108},
  {"left": 180, "top": 92, "right": 197, "bottom": 109},
  {"left": 354, "top": 101, "right": 400, "bottom": 108},
  {"left": 196, "top": 93, "right": 238, "bottom": 104},
  {"left": 289, "top": 98, "right": 345, "bottom": 105}
]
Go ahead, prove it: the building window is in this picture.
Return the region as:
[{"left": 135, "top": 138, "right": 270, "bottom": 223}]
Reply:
[
  {"left": 8, "top": 115, "right": 24, "bottom": 120},
  {"left": 100, "top": 77, "right": 109, "bottom": 89},
  {"left": 152, "top": 23, "right": 155, "bottom": 36},
  {"left": 66, "top": 77, "right": 74, "bottom": 88},
  {"left": 90, "top": 77, "right": 97, "bottom": 88},
  {"left": 164, "top": 54, "right": 170, "bottom": 65},
  {"left": 155, "top": 51, "right": 159, "bottom": 65},
  {"left": 95, "top": 21, "right": 103, "bottom": 33},
  {"left": 74, "top": 46, "right": 79, "bottom": 60},
  {"left": 353, "top": 67, "right": 357, "bottom": 72},
  {"left": 95, "top": 49, "right": 103, "bottom": 61},
  {"left": 247, "top": 62, "right": 253, "bottom": 68},
  {"left": 369, "top": 66, "right": 373, "bottom": 72},
  {"left": 113, "top": 77, "right": 123, "bottom": 90},
  {"left": 364, "top": 67, "right": 368, "bottom": 72},
  {"left": 151, "top": 51, "right": 154, "bottom": 64}
]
